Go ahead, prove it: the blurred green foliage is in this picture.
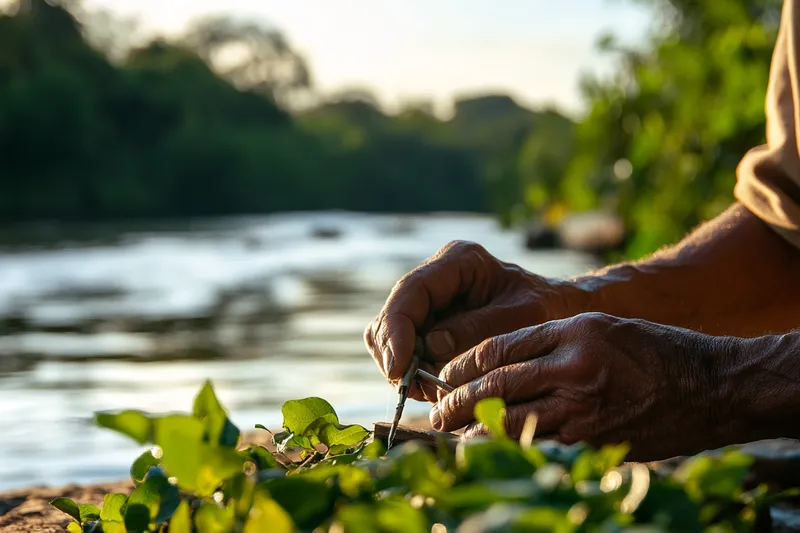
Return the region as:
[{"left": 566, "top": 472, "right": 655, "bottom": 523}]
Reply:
[
  {"left": 565, "top": 0, "right": 781, "bottom": 257},
  {"left": 0, "top": 0, "right": 784, "bottom": 259}
]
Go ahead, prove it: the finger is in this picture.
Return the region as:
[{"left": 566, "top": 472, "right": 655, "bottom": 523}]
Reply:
[
  {"left": 425, "top": 301, "right": 539, "bottom": 364},
  {"left": 374, "top": 242, "right": 498, "bottom": 380},
  {"left": 440, "top": 323, "right": 561, "bottom": 388},
  {"left": 459, "top": 398, "right": 569, "bottom": 440},
  {"left": 431, "top": 360, "right": 557, "bottom": 432}
]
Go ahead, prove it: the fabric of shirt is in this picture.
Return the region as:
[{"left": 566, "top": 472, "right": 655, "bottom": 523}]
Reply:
[{"left": 735, "top": 0, "right": 800, "bottom": 248}]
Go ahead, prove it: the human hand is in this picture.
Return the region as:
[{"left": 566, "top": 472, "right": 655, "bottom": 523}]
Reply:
[
  {"left": 364, "top": 241, "right": 581, "bottom": 402},
  {"left": 431, "top": 312, "right": 734, "bottom": 461}
]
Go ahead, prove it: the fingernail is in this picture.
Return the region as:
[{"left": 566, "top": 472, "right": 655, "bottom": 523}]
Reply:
[
  {"left": 426, "top": 330, "right": 455, "bottom": 357},
  {"left": 429, "top": 405, "right": 442, "bottom": 430},
  {"left": 386, "top": 354, "right": 395, "bottom": 376}
]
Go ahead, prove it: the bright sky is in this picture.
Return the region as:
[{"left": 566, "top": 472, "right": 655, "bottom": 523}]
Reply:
[{"left": 81, "top": 0, "right": 653, "bottom": 114}]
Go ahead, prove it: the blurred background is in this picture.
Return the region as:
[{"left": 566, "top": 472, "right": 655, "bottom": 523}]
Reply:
[{"left": 0, "top": 0, "right": 781, "bottom": 489}]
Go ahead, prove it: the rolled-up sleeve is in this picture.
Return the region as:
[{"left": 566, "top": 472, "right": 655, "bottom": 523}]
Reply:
[{"left": 735, "top": 0, "right": 800, "bottom": 248}]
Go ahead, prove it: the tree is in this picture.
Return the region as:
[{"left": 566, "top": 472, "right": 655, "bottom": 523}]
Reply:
[{"left": 182, "top": 16, "right": 311, "bottom": 109}]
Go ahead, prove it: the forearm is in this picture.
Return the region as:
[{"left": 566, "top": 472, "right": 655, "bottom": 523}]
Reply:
[
  {"left": 721, "top": 332, "right": 800, "bottom": 443},
  {"left": 565, "top": 203, "right": 800, "bottom": 336}
]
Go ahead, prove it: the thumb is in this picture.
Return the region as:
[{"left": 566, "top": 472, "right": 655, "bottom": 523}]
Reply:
[{"left": 425, "top": 304, "right": 538, "bottom": 361}]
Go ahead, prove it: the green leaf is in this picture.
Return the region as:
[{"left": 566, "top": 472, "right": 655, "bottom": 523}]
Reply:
[
  {"left": 675, "top": 450, "right": 753, "bottom": 500},
  {"left": 261, "top": 475, "right": 334, "bottom": 530},
  {"left": 153, "top": 415, "right": 245, "bottom": 496},
  {"left": 281, "top": 397, "right": 337, "bottom": 435},
  {"left": 95, "top": 410, "right": 153, "bottom": 445},
  {"left": 168, "top": 501, "right": 193, "bottom": 533},
  {"left": 130, "top": 449, "right": 160, "bottom": 485},
  {"left": 255, "top": 423, "right": 270, "bottom": 432},
  {"left": 193, "top": 380, "right": 240, "bottom": 447},
  {"left": 360, "top": 440, "right": 385, "bottom": 459},
  {"left": 241, "top": 445, "right": 279, "bottom": 470},
  {"left": 335, "top": 500, "right": 427, "bottom": 533},
  {"left": 50, "top": 498, "right": 81, "bottom": 522},
  {"left": 457, "top": 437, "right": 536, "bottom": 481},
  {"left": 195, "top": 502, "right": 235, "bottom": 533},
  {"left": 314, "top": 416, "right": 369, "bottom": 449},
  {"left": 66, "top": 522, "right": 82, "bottom": 533},
  {"left": 100, "top": 493, "right": 127, "bottom": 522},
  {"left": 78, "top": 503, "right": 100, "bottom": 523},
  {"left": 244, "top": 491, "right": 295, "bottom": 533},
  {"left": 379, "top": 444, "right": 453, "bottom": 496},
  {"left": 474, "top": 397, "right": 507, "bottom": 438},
  {"left": 101, "top": 521, "right": 128, "bottom": 533},
  {"left": 571, "top": 444, "right": 630, "bottom": 483}
]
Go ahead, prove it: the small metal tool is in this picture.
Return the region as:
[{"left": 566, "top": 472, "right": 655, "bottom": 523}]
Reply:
[
  {"left": 415, "top": 368, "right": 455, "bottom": 393},
  {"left": 387, "top": 338, "right": 455, "bottom": 449},
  {"left": 387, "top": 338, "right": 421, "bottom": 450}
]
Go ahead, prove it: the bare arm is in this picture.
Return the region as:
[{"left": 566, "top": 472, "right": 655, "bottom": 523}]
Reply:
[{"left": 566, "top": 203, "right": 800, "bottom": 337}]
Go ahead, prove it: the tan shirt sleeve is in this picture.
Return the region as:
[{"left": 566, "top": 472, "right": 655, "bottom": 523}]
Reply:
[{"left": 735, "top": 0, "right": 800, "bottom": 248}]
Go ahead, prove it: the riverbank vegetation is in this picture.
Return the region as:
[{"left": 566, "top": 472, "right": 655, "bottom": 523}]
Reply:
[
  {"left": 0, "top": 0, "right": 781, "bottom": 257},
  {"left": 51, "top": 381, "right": 787, "bottom": 532}
]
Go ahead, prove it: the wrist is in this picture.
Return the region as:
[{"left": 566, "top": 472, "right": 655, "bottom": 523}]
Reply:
[{"left": 717, "top": 333, "right": 800, "bottom": 444}]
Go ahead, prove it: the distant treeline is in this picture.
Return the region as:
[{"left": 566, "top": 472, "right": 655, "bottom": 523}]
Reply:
[
  {"left": 0, "top": 0, "right": 783, "bottom": 258},
  {"left": 0, "top": 0, "right": 571, "bottom": 225}
]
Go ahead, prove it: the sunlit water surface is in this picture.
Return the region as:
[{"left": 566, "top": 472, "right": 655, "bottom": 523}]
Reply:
[{"left": 0, "top": 212, "right": 597, "bottom": 490}]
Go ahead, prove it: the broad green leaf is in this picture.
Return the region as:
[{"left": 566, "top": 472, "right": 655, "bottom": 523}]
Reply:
[
  {"left": 281, "top": 397, "right": 337, "bottom": 434},
  {"left": 100, "top": 493, "right": 127, "bottom": 522},
  {"left": 360, "top": 440, "right": 385, "bottom": 459},
  {"left": 244, "top": 491, "right": 295, "bottom": 533},
  {"left": 95, "top": 410, "right": 153, "bottom": 445},
  {"left": 101, "top": 522, "right": 128, "bottom": 533},
  {"left": 130, "top": 450, "right": 160, "bottom": 485},
  {"left": 380, "top": 444, "right": 453, "bottom": 496},
  {"left": 195, "top": 503, "right": 235, "bottom": 533},
  {"left": 78, "top": 503, "right": 101, "bottom": 523},
  {"left": 66, "top": 522, "right": 82, "bottom": 533},
  {"left": 135, "top": 466, "right": 181, "bottom": 524},
  {"left": 50, "top": 498, "right": 81, "bottom": 522},
  {"left": 315, "top": 417, "right": 369, "bottom": 449},
  {"left": 474, "top": 397, "right": 507, "bottom": 438},
  {"left": 457, "top": 438, "right": 536, "bottom": 481},
  {"left": 335, "top": 500, "right": 427, "bottom": 533},
  {"left": 153, "top": 415, "right": 245, "bottom": 496},
  {"left": 168, "top": 501, "right": 193, "bottom": 533},
  {"left": 261, "top": 476, "right": 334, "bottom": 530},
  {"left": 193, "top": 380, "right": 240, "bottom": 447}
]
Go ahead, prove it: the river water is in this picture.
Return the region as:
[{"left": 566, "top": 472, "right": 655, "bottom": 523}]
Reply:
[{"left": 0, "top": 212, "right": 597, "bottom": 491}]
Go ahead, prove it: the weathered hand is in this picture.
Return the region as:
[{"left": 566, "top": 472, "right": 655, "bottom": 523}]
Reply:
[
  {"left": 364, "top": 241, "right": 578, "bottom": 402},
  {"left": 432, "top": 312, "right": 734, "bottom": 461}
]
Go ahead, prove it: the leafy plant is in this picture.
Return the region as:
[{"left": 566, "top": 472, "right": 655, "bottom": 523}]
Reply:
[{"left": 53, "top": 382, "right": 784, "bottom": 532}]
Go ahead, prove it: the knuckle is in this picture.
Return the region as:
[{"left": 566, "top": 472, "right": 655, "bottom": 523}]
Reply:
[
  {"left": 438, "top": 240, "right": 488, "bottom": 263},
  {"left": 363, "top": 324, "right": 376, "bottom": 352},
  {"left": 570, "top": 312, "right": 612, "bottom": 336},
  {"left": 473, "top": 338, "right": 498, "bottom": 376}
]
